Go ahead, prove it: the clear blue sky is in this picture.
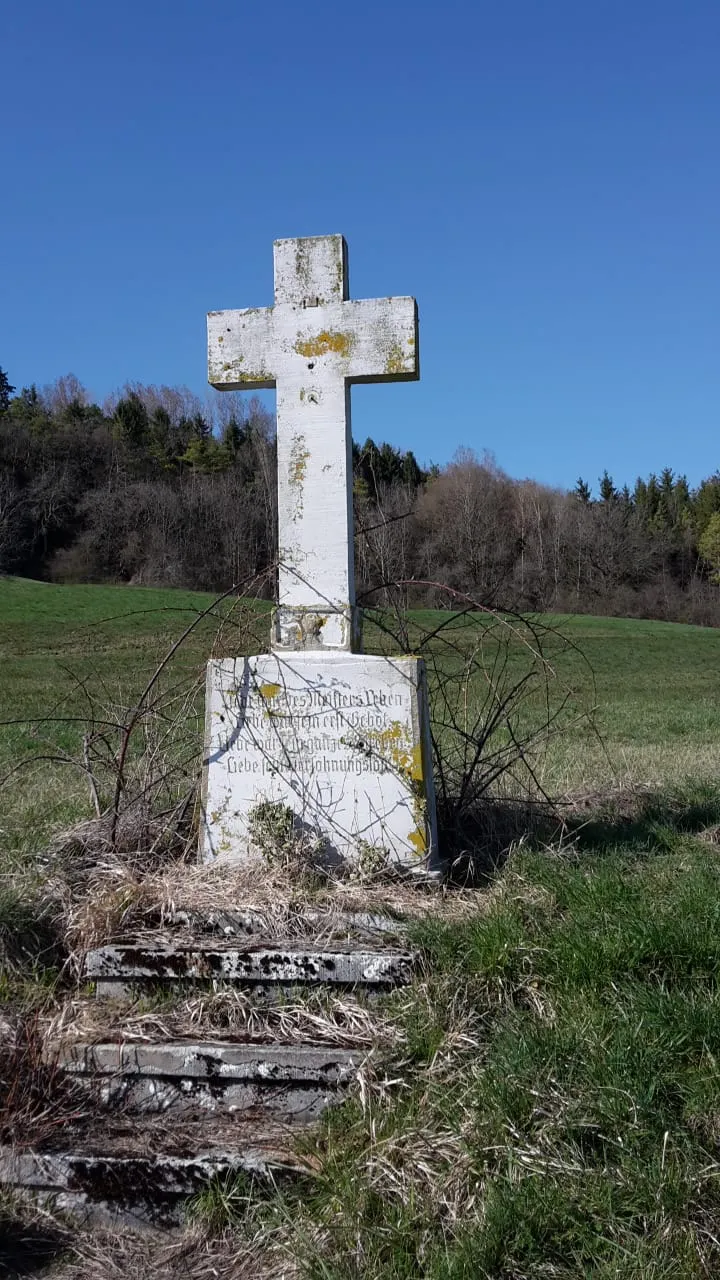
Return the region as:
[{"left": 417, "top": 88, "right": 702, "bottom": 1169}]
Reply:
[{"left": 2, "top": 0, "right": 719, "bottom": 493}]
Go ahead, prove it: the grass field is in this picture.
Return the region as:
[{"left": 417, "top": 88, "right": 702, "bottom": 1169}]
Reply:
[
  {"left": 273, "top": 802, "right": 720, "bottom": 1278},
  {"left": 3, "top": 577, "right": 720, "bottom": 1277},
  {"left": 2, "top": 576, "right": 720, "bottom": 861}
]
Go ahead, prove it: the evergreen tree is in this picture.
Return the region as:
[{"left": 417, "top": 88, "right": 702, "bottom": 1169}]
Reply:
[
  {"left": 644, "top": 474, "right": 661, "bottom": 525},
  {"left": 599, "top": 470, "right": 617, "bottom": 503},
  {"left": 633, "top": 477, "right": 647, "bottom": 510},
  {"left": 0, "top": 367, "right": 15, "bottom": 413},
  {"left": 115, "top": 393, "right": 150, "bottom": 449},
  {"left": 180, "top": 435, "right": 229, "bottom": 472},
  {"left": 693, "top": 475, "right": 720, "bottom": 537},
  {"left": 221, "top": 418, "right": 245, "bottom": 456},
  {"left": 699, "top": 512, "right": 720, "bottom": 583},
  {"left": 574, "top": 477, "right": 592, "bottom": 504},
  {"left": 401, "top": 449, "right": 423, "bottom": 489},
  {"left": 147, "top": 406, "right": 175, "bottom": 470},
  {"left": 189, "top": 412, "right": 211, "bottom": 441}
]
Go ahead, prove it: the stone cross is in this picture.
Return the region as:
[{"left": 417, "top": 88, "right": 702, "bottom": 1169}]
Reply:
[
  {"left": 203, "top": 235, "right": 437, "bottom": 870},
  {"left": 208, "top": 235, "right": 418, "bottom": 652}
]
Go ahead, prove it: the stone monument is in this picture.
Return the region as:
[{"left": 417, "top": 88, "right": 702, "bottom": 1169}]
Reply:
[{"left": 202, "top": 235, "right": 438, "bottom": 870}]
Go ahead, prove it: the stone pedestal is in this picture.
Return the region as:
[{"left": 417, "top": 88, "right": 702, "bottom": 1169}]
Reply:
[{"left": 201, "top": 652, "right": 438, "bottom": 870}]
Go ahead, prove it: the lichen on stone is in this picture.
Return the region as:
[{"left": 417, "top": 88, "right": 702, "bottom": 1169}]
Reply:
[{"left": 294, "top": 330, "right": 355, "bottom": 359}]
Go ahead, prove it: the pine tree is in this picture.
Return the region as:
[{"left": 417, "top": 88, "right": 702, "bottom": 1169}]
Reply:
[
  {"left": 693, "top": 475, "right": 720, "bottom": 538},
  {"left": 0, "top": 367, "right": 15, "bottom": 413},
  {"left": 115, "top": 393, "right": 150, "bottom": 449},
  {"left": 574, "top": 477, "right": 592, "bottom": 504},
  {"left": 699, "top": 512, "right": 720, "bottom": 583},
  {"left": 599, "top": 470, "right": 616, "bottom": 503}
]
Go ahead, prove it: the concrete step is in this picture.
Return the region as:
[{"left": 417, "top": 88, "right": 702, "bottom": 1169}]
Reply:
[
  {"left": 0, "top": 1114, "right": 308, "bottom": 1227},
  {"left": 158, "top": 905, "right": 409, "bottom": 941},
  {"left": 86, "top": 936, "right": 415, "bottom": 997},
  {"left": 58, "top": 1040, "right": 362, "bottom": 1118}
]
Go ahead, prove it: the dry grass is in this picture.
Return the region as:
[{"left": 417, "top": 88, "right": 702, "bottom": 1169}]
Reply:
[
  {"left": 0, "top": 1200, "right": 297, "bottom": 1280},
  {"left": 50, "top": 1228, "right": 297, "bottom": 1280},
  {"left": 49, "top": 1227, "right": 290, "bottom": 1280},
  {"left": 539, "top": 737, "right": 720, "bottom": 794},
  {"left": 41, "top": 817, "right": 488, "bottom": 963},
  {"left": 44, "top": 986, "right": 402, "bottom": 1052},
  {"left": 0, "top": 1017, "right": 99, "bottom": 1151}
]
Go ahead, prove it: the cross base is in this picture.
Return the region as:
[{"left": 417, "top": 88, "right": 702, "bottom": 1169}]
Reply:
[
  {"left": 271, "top": 604, "right": 362, "bottom": 653},
  {"left": 201, "top": 652, "right": 439, "bottom": 870}
]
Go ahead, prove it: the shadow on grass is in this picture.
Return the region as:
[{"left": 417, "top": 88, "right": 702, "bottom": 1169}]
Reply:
[
  {"left": 566, "top": 779, "right": 720, "bottom": 855},
  {"left": 0, "top": 1208, "right": 68, "bottom": 1276},
  {"left": 438, "top": 795, "right": 559, "bottom": 885},
  {"left": 0, "top": 889, "right": 66, "bottom": 975},
  {"left": 439, "top": 780, "right": 720, "bottom": 884}
]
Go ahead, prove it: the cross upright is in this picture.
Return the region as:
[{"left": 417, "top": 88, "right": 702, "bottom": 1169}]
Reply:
[{"left": 208, "top": 235, "right": 419, "bottom": 652}]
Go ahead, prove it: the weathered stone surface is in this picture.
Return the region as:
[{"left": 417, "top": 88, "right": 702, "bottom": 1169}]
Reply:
[
  {"left": 204, "top": 235, "right": 437, "bottom": 867},
  {"left": 202, "top": 651, "right": 438, "bottom": 867},
  {"left": 208, "top": 235, "right": 418, "bottom": 653},
  {"left": 0, "top": 1146, "right": 287, "bottom": 1190},
  {"left": 59, "top": 1041, "right": 361, "bottom": 1117},
  {"left": 86, "top": 939, "right": 415, "bottom": 990},
  {"left": 61, "top": 1041, "right": 361, "bottom": 1081},
  {"left": 163, "top": 905, "right": 408, "bottom": 939},
  {"left": 0, "top": 1128, "right": 305, "bottom": 1226}
]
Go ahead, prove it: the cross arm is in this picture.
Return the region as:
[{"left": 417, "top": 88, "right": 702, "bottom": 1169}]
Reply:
[
  {"left": 344, "top": 296, "right": 419, "bottom": 384},
  {"left": 287, "top": 296, "right": 418, "bottom": 385},
  {"left": 208, "top": 307, "right": 277, "bottom": 390}
]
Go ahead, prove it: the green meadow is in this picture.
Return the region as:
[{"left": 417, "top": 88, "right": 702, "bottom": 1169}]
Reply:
[{"left": 2, "top": 577, "right": 720, "bottom": 855}]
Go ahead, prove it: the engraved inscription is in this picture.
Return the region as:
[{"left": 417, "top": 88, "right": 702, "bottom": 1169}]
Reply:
[{"left": 216, "top": 679, "right": 411, "bottom": 778}]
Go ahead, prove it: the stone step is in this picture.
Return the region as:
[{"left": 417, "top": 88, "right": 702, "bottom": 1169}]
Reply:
[
  {"left": 86, "top": 937, "right": 415, "bottom": 997},
  {"left": 0, "top": 1114, "right": 308, "bottom": 1228},
  {"left": 159, "top": 905, "right": 409, "bottom": 941},
  {"left": 58, "top": 1040, "right": 362, "bottom": 1118}
]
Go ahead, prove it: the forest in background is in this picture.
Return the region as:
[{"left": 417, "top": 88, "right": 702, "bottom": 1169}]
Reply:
[{"left": 2, "top": 367, "right": 720, "bottom": 625}]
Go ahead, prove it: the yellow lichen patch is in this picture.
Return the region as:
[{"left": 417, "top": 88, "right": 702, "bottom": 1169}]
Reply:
[
  {"left": 294, "top": 330, "right": 355, "bottom": 359},
  {"left": 385, "top": 342, "right": 407, "bottom": 375},
  {"left": 289, "top": 435, "right": 310, "bottom": 490},
  {"left": 408, "top": 827, "right": 427, "bottom": 855},
  {"left": 407, "top": 744, "right": 424, "bottom": 782},
  {"left": 385, "top": 739, "right": 422, "bottom": 778},
  {"left": 259, "top": 682, "right": 281, "bottom": 699},
  {"left": 363, "top": 722, "right": 423, "bottom": 780}
]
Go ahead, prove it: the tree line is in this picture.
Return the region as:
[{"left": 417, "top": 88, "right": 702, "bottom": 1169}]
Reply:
[{"left": 1, "top": 367, "right": 720, "bottom": 624}]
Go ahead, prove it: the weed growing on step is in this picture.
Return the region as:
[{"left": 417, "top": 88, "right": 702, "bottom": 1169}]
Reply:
[
  {"left": 247, "top": 800, "right": 296, "bottom": 860},
  {"left": 352, "top": 839, "right": 391, "bottom": 879},
  {"left": 246, "top": 799, "right": 326, "bottom": 882},
  {"left": 186, "top": 1169, "right": 272, "bottom": 1234},
  {"left": 45, "top": 984, "right": 399, "bottom": 1051}
]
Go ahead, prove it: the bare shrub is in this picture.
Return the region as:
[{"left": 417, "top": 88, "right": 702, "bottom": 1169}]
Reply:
[{"left": 363, "top": 583, "right": 595, "bottom": 874}]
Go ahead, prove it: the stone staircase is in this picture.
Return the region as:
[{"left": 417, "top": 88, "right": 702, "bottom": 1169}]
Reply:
[{"left": 0, "top": 906, "right": 414, "bottom": 1226}]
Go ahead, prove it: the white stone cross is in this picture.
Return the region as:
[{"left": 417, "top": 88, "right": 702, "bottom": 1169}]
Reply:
[{"left": 208, "top": 235, "right": 419, "bottom": 652}]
